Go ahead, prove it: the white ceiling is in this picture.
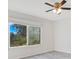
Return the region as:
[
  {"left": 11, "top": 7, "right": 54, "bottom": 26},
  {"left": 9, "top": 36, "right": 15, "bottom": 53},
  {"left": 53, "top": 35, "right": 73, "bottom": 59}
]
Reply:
[{"left": 8, "top": 0, "right": 71, "bottom": 21}]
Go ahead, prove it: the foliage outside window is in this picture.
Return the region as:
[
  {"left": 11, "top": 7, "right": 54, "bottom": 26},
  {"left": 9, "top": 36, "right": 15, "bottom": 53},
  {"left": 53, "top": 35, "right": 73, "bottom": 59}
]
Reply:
[
  {"left": 9, "top": 22, "right": 40, "bottom": 47},
  {"left": 28, "top": 26, "right": 40, "bottom": 45},
  {"left": 10, "top": 23, "right": 26, "bottom": 47}
]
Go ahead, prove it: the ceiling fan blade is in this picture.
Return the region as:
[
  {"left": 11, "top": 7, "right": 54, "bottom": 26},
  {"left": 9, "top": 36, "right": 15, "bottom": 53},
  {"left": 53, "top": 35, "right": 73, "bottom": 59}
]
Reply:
[
  {"left": 60, "top": 0, "right": 67, "bottom": 6},
  {"left": 61, "top": 7, "right": 71, "bottom": 10},
  {"left": 45, "top": 9, "right": 53, "bottom": 12},
  {"left": 45, "top": 2, "right": 54, "bottom": 7}
]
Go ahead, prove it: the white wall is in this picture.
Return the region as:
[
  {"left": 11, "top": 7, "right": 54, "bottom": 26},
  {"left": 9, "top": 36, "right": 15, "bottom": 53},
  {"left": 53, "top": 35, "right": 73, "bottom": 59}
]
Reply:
[
  {"left": 8, "top": 10, "right": 71, "bottom": 59},
  {"left": 8, "top": 11, "right": 54, "bottom": 59},
  {"left": 53, "top": 17, "right": 71, "bottom": 53}
]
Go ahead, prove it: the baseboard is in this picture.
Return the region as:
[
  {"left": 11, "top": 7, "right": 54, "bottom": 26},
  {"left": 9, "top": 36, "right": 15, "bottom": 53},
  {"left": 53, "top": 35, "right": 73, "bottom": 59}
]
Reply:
[
  {"left": 20, "top": 49, "right": 54, "bottom": 59},
  {"left": 54, "top": 50, "right": 71, "bottom": 54}
]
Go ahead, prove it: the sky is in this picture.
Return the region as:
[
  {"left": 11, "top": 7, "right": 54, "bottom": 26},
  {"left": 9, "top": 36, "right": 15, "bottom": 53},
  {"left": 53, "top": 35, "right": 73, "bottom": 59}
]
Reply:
[{"left": 9, "top": 22, "right": 17, "bottom": 34}]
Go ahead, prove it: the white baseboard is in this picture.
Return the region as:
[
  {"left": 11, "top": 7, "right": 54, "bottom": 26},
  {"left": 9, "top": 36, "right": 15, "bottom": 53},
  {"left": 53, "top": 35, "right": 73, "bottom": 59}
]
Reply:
[{"left": 54, "top": 49, "right": 71, "bottom": 54}]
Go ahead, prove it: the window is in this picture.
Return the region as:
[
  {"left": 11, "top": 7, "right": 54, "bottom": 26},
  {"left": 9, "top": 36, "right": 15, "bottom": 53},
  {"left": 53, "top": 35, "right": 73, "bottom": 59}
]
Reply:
[
  {"left": 10, "top": 23, "right": 27, "bottom": 47},
  {"left": 9, "top": 22, "right": 41, "bottom": 47},
  {"left": 28, "top": 26, "right": 40, "bottom": 45}
]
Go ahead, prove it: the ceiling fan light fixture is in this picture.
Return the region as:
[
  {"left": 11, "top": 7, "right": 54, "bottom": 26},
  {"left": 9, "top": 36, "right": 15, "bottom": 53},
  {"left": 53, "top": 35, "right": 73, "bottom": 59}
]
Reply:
[
  {"left": 53, "top": 9, "right": 56, "bottom": 13},
  {"left": 53, "top": 8, "right": 61, "bottom": 14}
]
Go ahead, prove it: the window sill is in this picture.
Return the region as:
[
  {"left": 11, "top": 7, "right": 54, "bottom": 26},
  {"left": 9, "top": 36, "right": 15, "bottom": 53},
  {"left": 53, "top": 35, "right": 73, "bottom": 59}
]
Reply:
[{"left": 9, "top": 44, "right": 41, "bottom": 49}]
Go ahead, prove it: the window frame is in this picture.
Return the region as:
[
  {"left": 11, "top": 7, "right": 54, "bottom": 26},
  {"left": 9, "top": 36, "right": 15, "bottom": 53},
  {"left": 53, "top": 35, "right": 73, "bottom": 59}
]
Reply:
[{"left": 9, "top": 20, "right": 41, "bottom": 48}]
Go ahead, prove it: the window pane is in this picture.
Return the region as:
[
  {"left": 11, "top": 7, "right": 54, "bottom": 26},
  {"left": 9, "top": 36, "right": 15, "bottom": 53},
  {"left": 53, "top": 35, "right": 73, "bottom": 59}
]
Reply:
[
  {"left": 10, "top": 23, "right": 27, "bottom": 47},
  {"left": 28, "top": 26, "right": 40, "bottom": 45}
]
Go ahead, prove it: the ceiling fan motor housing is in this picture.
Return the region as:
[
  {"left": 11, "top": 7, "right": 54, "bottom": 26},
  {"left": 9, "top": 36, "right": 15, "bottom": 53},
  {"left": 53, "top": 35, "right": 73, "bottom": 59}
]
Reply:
[{"left": 54, "top": 2, "right": 61, "bottom": 10}]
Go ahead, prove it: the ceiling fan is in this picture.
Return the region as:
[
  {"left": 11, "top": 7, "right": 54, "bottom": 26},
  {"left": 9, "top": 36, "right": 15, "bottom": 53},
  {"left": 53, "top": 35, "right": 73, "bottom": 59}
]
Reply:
[{"left": 45, "top": 0, "right": 71, "bottom": 14}]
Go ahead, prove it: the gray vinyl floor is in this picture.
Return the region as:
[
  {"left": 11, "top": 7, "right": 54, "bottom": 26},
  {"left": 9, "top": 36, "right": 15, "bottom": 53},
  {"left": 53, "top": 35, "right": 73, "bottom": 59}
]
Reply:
[{"left": 21, "top": 51, "right": 71, "bottom": 59}]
